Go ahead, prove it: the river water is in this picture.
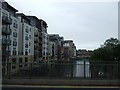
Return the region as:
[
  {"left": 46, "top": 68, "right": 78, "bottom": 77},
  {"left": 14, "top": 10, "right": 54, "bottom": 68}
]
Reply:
[
  {"left": 49, "top": 60, "right": 91, "bottom": 78},
  {"left": 73, "top": 60, "right": 91, "bottom": 78}
]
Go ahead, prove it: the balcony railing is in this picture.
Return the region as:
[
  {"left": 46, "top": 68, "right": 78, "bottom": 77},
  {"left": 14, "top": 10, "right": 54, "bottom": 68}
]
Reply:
[
  {"left": 2, "top": 37, "right": 11, "bottom": 45},
  {"left": 2, "top": 27, "right": 12, "bottom": 35},
  {"left": 34, "top": 38, "right": 39, "bottom": 43},
  {"left": 34, "top": 31, "right": 38, "bottom": 36},
  {"left": 34, "top": 44, "right": 39, "bottom": 49},
  {"left": 2, "top": 16, "right": 12, "bottom": 24}
]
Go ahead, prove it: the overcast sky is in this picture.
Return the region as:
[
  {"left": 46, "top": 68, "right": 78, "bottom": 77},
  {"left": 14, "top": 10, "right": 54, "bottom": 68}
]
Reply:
[{"left": 6, "top": 0, "right": 118, "bottom": 50}]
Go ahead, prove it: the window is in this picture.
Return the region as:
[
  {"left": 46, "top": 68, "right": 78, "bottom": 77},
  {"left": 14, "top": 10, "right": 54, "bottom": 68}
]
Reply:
[
  {"left": 29, "top": 35, "right": 31, "bottom": 39},
  {"left": 25, "top": 36, "right": 28, "bottom": 40},
  {"left": 29, "top": 42, "right": 31, "bottom": 46},
  {"left": 25, "top": 26, "right": 29, "bottom": 33},
  {"left": 13, "top": 41, "right": 17, "bottom": 46},
  {"left": 25, "top": 44, "right": 28, "bottom": 48},
  {"left": 13, "top": 32, "right": 17, "bottom": 37},
  {"left": 12, "top": 58, "right": 16, "bottom": 63},
  {"left": 25, "top": 57, "right": 28, "bottom": 62},
  {"left": 30, "top": 28, "right": 31, "bottom": 32},
  {"left": 19, "top": 65, "right": 22, "bottom": 68},
  {"left": 12, "top": 66, "right": 16, "bottom": 69},
  {"left": 13, "top": 48, "right": 17, "bottom": 55},
  {"left": 13, "top": 20, "right": 18, "bottom": 28},
  {"left": 29, "top": 49, "right": 30, "bottom": 53},
  {"left": 19, "top": 58, "right": 22, "bottom": 63},
  {"left": 25, "top": 49, "right": 28, "bottom": 55}
]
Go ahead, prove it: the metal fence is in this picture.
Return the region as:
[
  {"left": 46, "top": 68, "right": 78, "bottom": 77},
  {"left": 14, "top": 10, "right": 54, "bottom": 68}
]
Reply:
[{"left": 2, "top": 60, "right": 119, "bottom": 79}]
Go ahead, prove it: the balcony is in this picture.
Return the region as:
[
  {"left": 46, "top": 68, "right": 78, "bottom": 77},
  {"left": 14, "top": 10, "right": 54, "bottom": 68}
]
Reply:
[
  {"left": 34, "top": 44, "right": 39, "bottom": 49},
  {"left": 2, "top": 16, "right": 12, "bottom": 24},
  {"left": 34, "top": 51, "right": 39, "bottom": 56},
  {"left": 38, "top": 33, "right": 42, "bottom": 38},
  {"left": 34, "top": 38, "right": 39, "bottom": 43},
  {"left": 2, "top": 50, "right": 9, "bottom": 57},
  {"left": 2, "top": 27, "right": 12, "bottom": 35},
  {"left": 2, "top": 38, "right": 11, "bottom": 45},
  {"left": 34, "top": 31, "right": 38, "bottom": 36}
]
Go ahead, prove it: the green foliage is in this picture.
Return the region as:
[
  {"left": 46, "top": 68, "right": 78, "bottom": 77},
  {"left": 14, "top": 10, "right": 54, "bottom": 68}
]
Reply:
[
  {"left": 90, "top": 38, "right": 120, "bottom": 62},
  {"left": 90, "top": 47, "right": 113, "bottom": 61},
  {"left": 90, "top": 38, "right": 120, "bottom": 79},
  {"left": 104, "top": 38, "right": 119, "bottom": 47}
]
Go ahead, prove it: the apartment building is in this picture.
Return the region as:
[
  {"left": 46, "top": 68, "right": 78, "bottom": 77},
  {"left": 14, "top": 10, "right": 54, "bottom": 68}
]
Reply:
[
  {"left": 16, "top": 13, "right": 34, "bottom": 70},
  {"left": 48, "top": 34, "right": 64, "bottom": 60},
  {"left": 26, "top": 16, "right": 43, "bottom": 64},
  {"left": 48, "top": 34, "right": 59, "bottom": 60},
  {"left": 1, "top": 2, "right": 19, "bottom": 75},
  {"left": 63, "top": 40, "right": 76, "bottom": 60},
  {"left": 39, "top": 20, "right": 48, "bottom": 61}
]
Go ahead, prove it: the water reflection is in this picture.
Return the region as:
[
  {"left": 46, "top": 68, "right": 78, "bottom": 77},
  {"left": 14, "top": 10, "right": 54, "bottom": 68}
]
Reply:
[
  {"left": 73, "top": 60, "right": 91, "bottom": 78},
  {"left": 50, "top": 60, "right": 91, "bottom": 78}
]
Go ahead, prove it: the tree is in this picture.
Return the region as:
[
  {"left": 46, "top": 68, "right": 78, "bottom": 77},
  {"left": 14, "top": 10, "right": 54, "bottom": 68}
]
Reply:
[
  {"left": 90, "top": 38, "right": 119, "bottom": 62},
  {"left": 104, "top": 38, "right": 119, "bottom": 47},
  {"left": 90, "top": 38, "right": 119, "bottom": 79}
]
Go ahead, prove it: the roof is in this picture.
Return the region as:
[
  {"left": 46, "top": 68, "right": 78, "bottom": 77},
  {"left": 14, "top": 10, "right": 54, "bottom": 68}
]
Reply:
[
  {"left": 16, "top": 13, "right": 30, "bottom": 21},
  {"left": 3, "top": 2, "right": 18, "bottom": 12}
]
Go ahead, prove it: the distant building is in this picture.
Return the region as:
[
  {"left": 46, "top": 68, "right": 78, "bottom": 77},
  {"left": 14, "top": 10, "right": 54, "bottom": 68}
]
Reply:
[
  {"left": 63, "top": 40, "right": 76, "bottom": 60},
  {"left": 48, "top": 34, "right": 64, "bottom": 60},
  {"left": 76, "top": 49, "right": 92, "bottom": 60}
]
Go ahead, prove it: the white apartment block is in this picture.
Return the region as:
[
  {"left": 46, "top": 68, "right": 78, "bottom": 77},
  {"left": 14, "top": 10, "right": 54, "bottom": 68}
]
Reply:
[
  {"left": 17, "top": 13, "right": 34, "bottom": 70},
  {"left": 42, "top": 31, "right": 48, "bottom": 60},
  {"left": 1, "top": 2, "right": 19, "bottom": 74},
  {"left": 41, "top": 20, "right": 48, "bottom": 61},
  {"left": 26, "top": 16, "right": 43, "bottom": 64}
]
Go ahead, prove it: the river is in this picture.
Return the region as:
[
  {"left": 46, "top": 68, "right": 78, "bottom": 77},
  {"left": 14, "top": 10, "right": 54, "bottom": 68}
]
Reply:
[{"left": 48, "top": 60, "right": 91, "bottom": 78}]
